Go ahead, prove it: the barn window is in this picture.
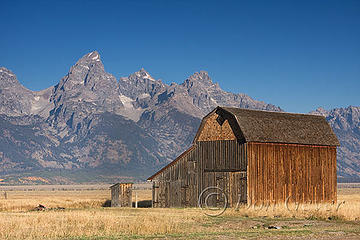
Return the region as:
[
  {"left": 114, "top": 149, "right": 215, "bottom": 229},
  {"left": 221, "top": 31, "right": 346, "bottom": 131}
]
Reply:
[{"left": 216, "top": 115, "right": 225, "bottom": 126}]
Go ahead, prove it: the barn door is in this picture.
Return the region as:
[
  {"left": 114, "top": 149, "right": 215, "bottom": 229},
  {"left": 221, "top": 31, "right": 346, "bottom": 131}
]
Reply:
[
  {"left": 157, "top": 181, "right": 167, "bottom": 207},
  {"left": 203, "top": 171, "right": 247, "bottom": 208},
  {"left": 229, "top": 171, "right": 247, "bottom": 206},
  {"left": 181, "top": 160, "right": 196, "bottom": 207},
  {"left": 172, "top": 180, "right": 181, "bottom": 207},
  {"left": 202, "top": 172, "right": 228, "bottom": 208},
  {"left": 181, "top": 180, "right": 188, "bottom": 207},
  {"left": 217, "top": 172, "right": 230, "bottom": 207}
]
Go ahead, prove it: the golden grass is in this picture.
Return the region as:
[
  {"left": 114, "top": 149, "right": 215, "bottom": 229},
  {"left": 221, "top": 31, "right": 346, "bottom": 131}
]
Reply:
[
  {"left": 0, "top": 189, "right": 150, "bottom": 212},
  {"left": 0, "top": 208, "right": 204, "bottom": 240},
  {"left": 226, "top": 201, "right": 359, "bottom": 221},
  {"left": 0, "top": 186, "right": 359, "bottom": 239},
  {"left": 0, "top": 190, "right": 107, "bottom": 211},
  {"left": 221, "top": 188, "right": 360, "bottom": 221}
]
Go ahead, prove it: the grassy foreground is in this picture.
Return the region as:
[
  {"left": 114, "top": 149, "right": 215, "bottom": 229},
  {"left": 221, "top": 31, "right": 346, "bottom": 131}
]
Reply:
[{"left": 0, "top": 186, "right": 359, "bottom": 239}]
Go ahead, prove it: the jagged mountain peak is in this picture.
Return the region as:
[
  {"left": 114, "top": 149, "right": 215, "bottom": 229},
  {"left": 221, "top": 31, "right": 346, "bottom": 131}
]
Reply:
[
  {"left": 192, "top": 70, "right": 209, "bottom": 76},
  {"left": 328, "top": 106, "right": 360, "bottom": 128},
  {"left": 119, "top": 69, "right": 166, "bottom": 100},
  {"left": 0, "top": 67, "right": 21, "bottom": 88},
  {"left": 0, "top": 67, "right": 36, "bottom": 116},
  {"left": 57, "top": 50, "right": 115, "bottom": 92},
  {"left": 330, "top": 106, "right": 360, "bottom": 117},
  {"left": 178, "top": 70, "right": 282, "bottom": 114},
  {"left": 130, "top": 68, "right": 156, "bottom": 81},
  {"left": 311, "top": 106, "right": 360, "bottom": 119},
  {"left": 181, "top": 71, "right": 216, "bottom": 93},
  {"left": 186, "top": 70, "right": 213, "bottom": 85},
  {"left": 0, "top": 67, "right": 15, "bottom": 75},
  {"left": 346, "top": 105, "right": 360, "bottom": 113},
  {"left": 138, "top": 67, "right": 148, "bottom": 73},
  {"left": 48, "top": 51, "right": 123, "bottom": 131},
  {"left": 309, "top": 107, "right": 329, "bottom": 116},
  {"left": 78, "top": 51, "right": 101, "bottom": 63},
  {"left": 69, "top": 51, "right": 104, "bottom": 74}
]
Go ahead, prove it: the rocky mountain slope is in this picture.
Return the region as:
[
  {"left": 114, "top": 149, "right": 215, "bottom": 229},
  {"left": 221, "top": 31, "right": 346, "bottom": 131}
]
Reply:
[{"left": 0, "top": 51, "right": 359, "bottom": 183}]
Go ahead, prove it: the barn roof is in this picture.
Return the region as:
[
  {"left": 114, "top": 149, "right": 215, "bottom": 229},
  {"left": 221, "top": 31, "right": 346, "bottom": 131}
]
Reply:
[
  {"left": 110, "top": 182, "right": 133, "bottom": 189},
  {"left": 217, "top": 107, "right": 340, "bottom": 146}
]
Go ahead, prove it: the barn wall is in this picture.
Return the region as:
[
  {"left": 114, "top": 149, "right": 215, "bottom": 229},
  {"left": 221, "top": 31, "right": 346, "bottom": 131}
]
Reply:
[
  {"left": 197, "top": 140, "right": 247, "bottom": 172},
  {"left": 201, "top": 171, "right": 247, "bottom": 207},
  {"left": 152, "top": 140, "right": 248, "bottom": 208},
  {"left": 152, "top": 147, "right": 198, "bottom": 208},
  {"left": 197, "top": 140, "right": 248, "bottom": 207},
  {"left": 119, "top": 183, "right": 133, "bottom": 207},
  {"left": 247, "top": 142, "right": 337, "bottom": 204},
  {"left": 111, "top": 183, "right": 133, "bottom": 207},
  {"left": 111, "top": 185, "right": 119, "bottom": 207}
]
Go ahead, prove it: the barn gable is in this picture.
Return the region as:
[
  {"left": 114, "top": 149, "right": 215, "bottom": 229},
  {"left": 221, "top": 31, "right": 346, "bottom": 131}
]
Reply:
[
  {"left": 194, "top": 108, "right": 245, "bottom": 143},
  {"left": 196, "top": 111, "right": 236, "bottom": 141}
]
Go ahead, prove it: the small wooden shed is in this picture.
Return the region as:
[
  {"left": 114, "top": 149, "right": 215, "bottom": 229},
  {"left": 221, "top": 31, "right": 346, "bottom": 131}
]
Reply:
[
  {"left": 148, "top": 106, "right": 339, "bottom": 207},
  {"left": 110, "top": 183, "right": 133, "bottom": 207}
]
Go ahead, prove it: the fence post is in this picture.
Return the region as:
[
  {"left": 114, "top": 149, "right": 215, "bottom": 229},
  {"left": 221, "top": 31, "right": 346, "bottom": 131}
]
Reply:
[{"left": 135, "top": 192, "right": 138, "bottom": 208}]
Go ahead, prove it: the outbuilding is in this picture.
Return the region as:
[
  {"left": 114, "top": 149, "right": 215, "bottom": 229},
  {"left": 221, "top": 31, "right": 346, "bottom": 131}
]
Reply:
[
  {"left": 110, "top": 183, "right": 133, "bottom": 207},
  {"left": 148, "top": 107, "right": 339, "bottom": 207}
]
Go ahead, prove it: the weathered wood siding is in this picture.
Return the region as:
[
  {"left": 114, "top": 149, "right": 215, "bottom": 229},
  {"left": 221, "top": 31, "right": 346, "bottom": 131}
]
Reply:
[
  {"left": 202, "top": 171, "right": 247, "bottom": 206},
  {"left": 152, "top": 140, "right": 248, "bottom": 207},
  {"left": 111, "top": 185, "right": 120, "bottom": 207},
  {"left": 247, "top": 142, "right": 337, "bottom": 204},
  {"left": 111, "top": 183, "right": 133, "bottom": 207},
  {"left": 197, "top": 140, "right": 247, "bottom": 172},
  {"left": 197, "top": 140, "right": 248, "bottom": 207},
  {"left": 197, "top": 113, "right": 237, "bottom": 141},
  {"left": 152, "top": 147, "right": 198, "bottom": 208}
]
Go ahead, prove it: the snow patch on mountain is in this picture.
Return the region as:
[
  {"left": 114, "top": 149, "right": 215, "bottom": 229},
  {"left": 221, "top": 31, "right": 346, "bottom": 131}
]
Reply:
[{"left": 118, "top": 95, "right": 144, "bottom": 122}]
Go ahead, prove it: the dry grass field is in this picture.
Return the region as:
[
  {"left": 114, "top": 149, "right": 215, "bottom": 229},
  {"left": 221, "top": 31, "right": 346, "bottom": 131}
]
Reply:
[{"left": 0, "top": 184, "right": 359, "bottom": 240}]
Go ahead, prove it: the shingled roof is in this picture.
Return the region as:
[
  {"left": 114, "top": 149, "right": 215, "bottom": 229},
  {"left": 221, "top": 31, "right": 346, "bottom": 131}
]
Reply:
[{"left": 217, "top": 107, "right": 339, "bottom": 146}]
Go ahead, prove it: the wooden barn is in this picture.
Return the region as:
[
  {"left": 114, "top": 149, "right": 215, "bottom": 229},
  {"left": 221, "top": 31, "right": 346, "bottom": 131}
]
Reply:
[{"left": 147, "top": 106, "right": 340, "bottom": 207}]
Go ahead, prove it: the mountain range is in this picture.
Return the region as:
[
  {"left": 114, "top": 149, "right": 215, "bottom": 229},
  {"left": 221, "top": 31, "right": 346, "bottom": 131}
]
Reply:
[{"left": 0, "top": 51, "right": 359, "bottom": 184}]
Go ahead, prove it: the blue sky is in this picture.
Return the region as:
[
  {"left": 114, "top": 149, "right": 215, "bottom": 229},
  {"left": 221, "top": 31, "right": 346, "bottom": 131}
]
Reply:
[{"left": 0, "top": 0, "right": 359, "bottom": 113}]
